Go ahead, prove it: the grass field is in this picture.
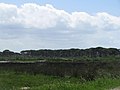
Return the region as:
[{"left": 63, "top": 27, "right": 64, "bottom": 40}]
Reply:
[{"left": 0, "top": 71, "right": 120, "bottom": 90}]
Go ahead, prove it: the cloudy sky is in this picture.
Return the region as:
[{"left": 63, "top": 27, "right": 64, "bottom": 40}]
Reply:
[{"left": 0, "top": 0, "right": 120, "bottom": 52}]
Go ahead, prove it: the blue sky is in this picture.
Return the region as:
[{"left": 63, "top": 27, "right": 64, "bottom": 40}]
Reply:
[
  {"left": 0, "top": 0, "right": 120, "bottom": 51},
  {"left": 0, "top": 0, "right": 120, "bottom": 16}
]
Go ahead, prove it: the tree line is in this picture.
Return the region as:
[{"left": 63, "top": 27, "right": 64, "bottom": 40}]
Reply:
[{"left": 0, "top": 47, "right": 120, "bottom": 58}]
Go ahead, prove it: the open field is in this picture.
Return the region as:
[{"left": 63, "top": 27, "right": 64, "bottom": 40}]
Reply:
[
  {"left": 1, "top": 61, "right": 120, "bottom": 80},
  {"left": 0, "top": 71, "right": 120, "bottom": 90},
  {"left": 0, "top": 60, "right": 120, "bottom": 90}
]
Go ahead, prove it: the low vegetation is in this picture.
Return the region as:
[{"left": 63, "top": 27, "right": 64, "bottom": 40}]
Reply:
[{"left": 0, "top": 71, "right": 120, "bottom": 90}]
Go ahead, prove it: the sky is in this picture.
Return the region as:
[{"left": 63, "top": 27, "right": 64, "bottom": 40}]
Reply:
[{"left": 0, "top": 0, "right": 120, "bottom": 52}]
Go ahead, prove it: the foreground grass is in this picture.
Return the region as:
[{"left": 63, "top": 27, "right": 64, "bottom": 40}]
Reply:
[{"left": 0, "top": 71, "right": 120, "bottom": 90}]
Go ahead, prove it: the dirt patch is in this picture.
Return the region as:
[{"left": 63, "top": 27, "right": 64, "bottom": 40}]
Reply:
[{"left": 110, "top": 87, "right": 120, "bottom": 90}]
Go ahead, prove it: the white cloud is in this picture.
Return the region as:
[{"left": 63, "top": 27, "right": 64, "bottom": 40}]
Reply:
[
  {"left": 0, "top": 3, "right": 120, "bottom": 51},
  {"left": 0, "top": 3, "right": 120, "bottom": 30}
]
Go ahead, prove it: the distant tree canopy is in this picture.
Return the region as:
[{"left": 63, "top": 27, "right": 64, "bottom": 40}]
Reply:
[
  {"left": 0, "top": 50, "right": 20, "bottom": 56},
  {"left": 20, "top": 47, "right": 120, "bottom": 58},
  {"left": 1, "top": 47, "right": 119, "bottom": 59}
]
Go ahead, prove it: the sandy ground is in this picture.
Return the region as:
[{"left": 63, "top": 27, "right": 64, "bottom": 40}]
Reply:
[{"left": 110, "top": 87, "right": 120, "bottom": 90}]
